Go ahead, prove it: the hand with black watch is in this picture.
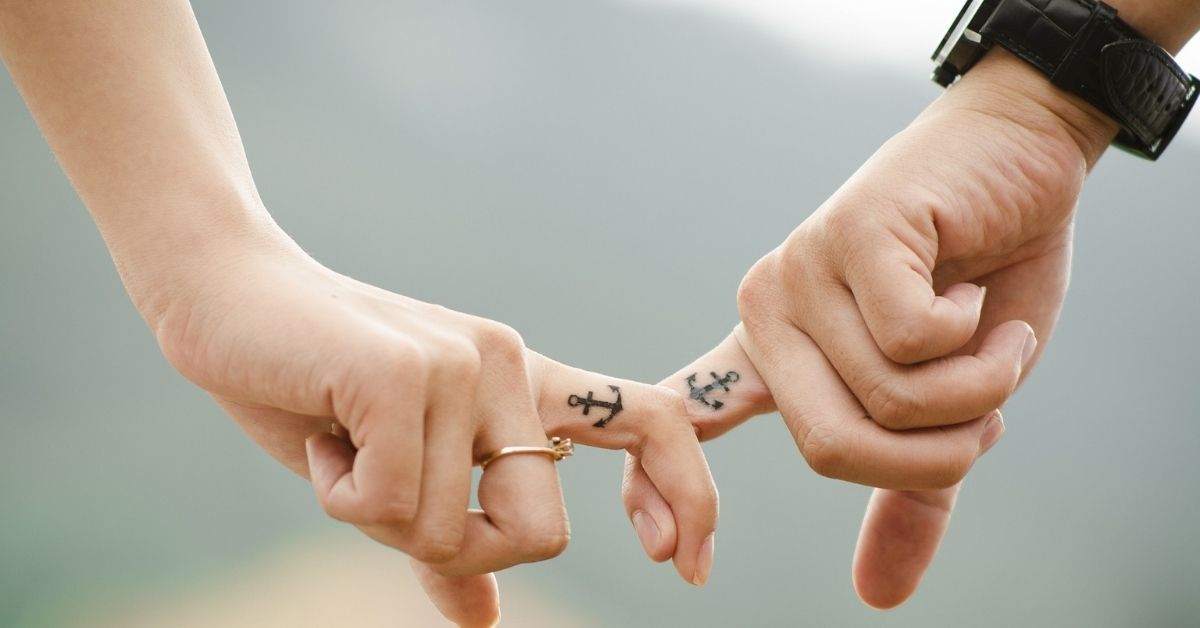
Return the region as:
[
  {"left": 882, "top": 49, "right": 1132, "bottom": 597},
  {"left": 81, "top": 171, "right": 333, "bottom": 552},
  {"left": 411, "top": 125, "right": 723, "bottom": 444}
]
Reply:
[{"left": 620, "top": 0, "right": 1199, "bottom": 611}]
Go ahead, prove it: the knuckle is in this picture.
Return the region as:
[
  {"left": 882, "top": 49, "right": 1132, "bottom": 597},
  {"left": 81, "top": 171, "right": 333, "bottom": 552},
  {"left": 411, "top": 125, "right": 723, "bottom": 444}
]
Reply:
[
  {"left": 407, "top": 533, "right": 464, "bottom": 564},
  {"left": 865, "top": 377, "right": 920, "bottom": 430},
  {"left": 925, "top": 450, "right": 973, "bottom": 489},
  {"left": 820, "top": 205, "right": 873, "bottom": 264},
  {"left": 438, "top": 336, "right": 483, "bottom": 382},
  {"left": 776, "top": 233, "right": 820, "bottom": 290},
  {"left": 473, "top": 321, "right": 526, "bottom": 363},
  {"left": 821, "top": 205, "right": 858, "bottom": 242},
  {"left": 652, "top": 385, "right": 689, "bottom": 425},
  {"left": 318, "top": 500, "right": 352, "bottom": 523},
  {"left": 364, "top": 495, "right": 420, "bottom": 525},
  {"left": 529, "top": 530, "right": 571, "bottom": 561},
  {"left": 668, "top": 474, "right": 720, "bottom": 521},
  {"left": 799, "top": 424, "right": 849, "bottom": 479},
  {"left": 376, "top": 337, "right": 430, "bottom": 380},
  {"left": 878, "top": 319, "right": 931, "bottom": 364},
  {"left": 514, "top": 517, "right": 571, "bottom": 562},
  {"left": 736, "top": 259, "right": 775, "bottom": 321},
  {"left": 628, "top": 388, "right": 693, "bottom": 457}
]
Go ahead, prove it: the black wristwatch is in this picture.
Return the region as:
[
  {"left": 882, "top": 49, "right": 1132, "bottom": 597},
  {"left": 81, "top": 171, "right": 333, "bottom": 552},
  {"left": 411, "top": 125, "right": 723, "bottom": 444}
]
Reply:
[{"left": 932, "top": 0, "right": 1199, "bottom": 160}]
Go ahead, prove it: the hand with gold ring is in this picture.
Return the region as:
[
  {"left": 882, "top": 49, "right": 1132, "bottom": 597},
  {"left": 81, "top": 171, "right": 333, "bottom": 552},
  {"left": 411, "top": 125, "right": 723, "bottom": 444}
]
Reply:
[
  {"left": 108, "top": 237, "right": 730, "bottom": 626},
  {"left": 414, "top": 330, "right": 775, "bottom": 627},
  {"left": 408, "top": 338, "right": 764, "bottom": 627},
  {"left": 172, "top": 257, "right": 731, "bottom": 627}
]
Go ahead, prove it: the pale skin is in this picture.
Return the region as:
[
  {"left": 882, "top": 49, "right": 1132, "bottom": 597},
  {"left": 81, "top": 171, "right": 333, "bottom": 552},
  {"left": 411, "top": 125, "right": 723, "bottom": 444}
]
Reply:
[
  {"left": 0, "top": 0, "right": 720, "bottom": 592},
  {"left": 2, "top": 1, "right": 1198, "bottom": 627}
]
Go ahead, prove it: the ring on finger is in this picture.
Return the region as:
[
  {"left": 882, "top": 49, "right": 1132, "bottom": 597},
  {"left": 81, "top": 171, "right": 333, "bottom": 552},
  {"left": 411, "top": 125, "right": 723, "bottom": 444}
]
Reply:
[{"left": 480, "top": 437, "right": 574, "bottom": 470}]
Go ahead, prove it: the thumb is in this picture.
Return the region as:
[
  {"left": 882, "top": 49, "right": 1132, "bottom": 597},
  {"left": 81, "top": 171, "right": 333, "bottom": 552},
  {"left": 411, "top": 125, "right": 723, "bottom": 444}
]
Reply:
[
  {"left": 621, "top": 452, "right": 678, "bottom": 563},
  {"left": 852, "top": 484, "right": 962, "bottom": 609},
  {"left": 411, "top": 559, "right": 501, "bottom": 628},
  {"left": 304, "top": 431, "right": 357, "bottom": 517}
]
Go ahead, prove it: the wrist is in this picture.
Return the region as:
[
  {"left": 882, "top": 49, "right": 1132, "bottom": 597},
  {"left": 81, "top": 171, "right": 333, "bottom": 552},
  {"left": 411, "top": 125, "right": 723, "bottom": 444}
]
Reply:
[
  {"left": 103, "top": 193, "right": 303, "bottom": 328},
  {"left": 929, "top": 0, "right": 1200, "bottom": 167},
  {"left": 939, "top": 47, "right": 1120, "bottom": 168}
]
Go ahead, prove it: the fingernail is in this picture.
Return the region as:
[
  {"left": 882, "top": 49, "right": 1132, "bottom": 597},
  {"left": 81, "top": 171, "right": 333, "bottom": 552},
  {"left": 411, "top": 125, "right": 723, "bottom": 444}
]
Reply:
[
  {"left": 1020, "top": 329, "right": 1038, "bottom": 369},
  {"left": 977, "top": 285, "right": 988, "bottom": 315},
  {"left": 978, "top": 413, "right": 1006, "bottom": 455},
  {"left": 632, "top": 511, "right": 660, "bottom": 557},
  {"left": 693, "top": 534, "right": 715, "bottom": 586}
]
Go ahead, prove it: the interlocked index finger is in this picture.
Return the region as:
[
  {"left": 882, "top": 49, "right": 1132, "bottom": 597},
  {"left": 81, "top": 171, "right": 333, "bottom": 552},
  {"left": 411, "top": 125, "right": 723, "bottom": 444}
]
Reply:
[
  {"left": 655, "top": 330, "right": 776, "bottom": 441},
  {"left": 619, "top": 330, "right": 774, "bottom": 563},
  {"left": 527, "top": 351, "right": 723, "bottom": 585}
]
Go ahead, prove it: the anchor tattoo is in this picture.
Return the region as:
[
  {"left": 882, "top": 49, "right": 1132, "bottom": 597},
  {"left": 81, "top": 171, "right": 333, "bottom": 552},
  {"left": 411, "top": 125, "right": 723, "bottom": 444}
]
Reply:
[
  {"left": 567, "top": 385, "right": 624, "bottom": 428},
  {"left": 686, "top": 371, "right": 741, "bottom": 410}
]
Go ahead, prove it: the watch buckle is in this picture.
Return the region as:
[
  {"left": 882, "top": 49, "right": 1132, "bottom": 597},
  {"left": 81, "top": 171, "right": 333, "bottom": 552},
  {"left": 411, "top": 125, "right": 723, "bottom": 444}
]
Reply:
[{"left": 931, "top": 0, "right": 996, "bottom": 87}]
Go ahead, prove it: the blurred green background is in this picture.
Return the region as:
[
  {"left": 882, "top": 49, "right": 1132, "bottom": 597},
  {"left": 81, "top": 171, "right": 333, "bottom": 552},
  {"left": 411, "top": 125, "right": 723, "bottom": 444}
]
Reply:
[{"left": 2, "top": 1, "right": 1198, "bottom": 626}]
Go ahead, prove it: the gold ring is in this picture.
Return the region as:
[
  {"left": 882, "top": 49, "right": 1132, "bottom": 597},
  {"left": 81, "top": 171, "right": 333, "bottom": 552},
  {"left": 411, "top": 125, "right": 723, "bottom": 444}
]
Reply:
[{"left": 480, "top": 437, "right": 574, "bottom": 470}]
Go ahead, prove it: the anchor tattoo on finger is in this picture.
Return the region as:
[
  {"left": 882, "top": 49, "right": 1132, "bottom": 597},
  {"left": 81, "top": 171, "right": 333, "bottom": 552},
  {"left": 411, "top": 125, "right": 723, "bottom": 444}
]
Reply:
[
  {"left": 568, "top": 385, "right": 624, "bottom": 428},
  {"left": 686, "top": 371, "right": 740, "bottom": 410}
]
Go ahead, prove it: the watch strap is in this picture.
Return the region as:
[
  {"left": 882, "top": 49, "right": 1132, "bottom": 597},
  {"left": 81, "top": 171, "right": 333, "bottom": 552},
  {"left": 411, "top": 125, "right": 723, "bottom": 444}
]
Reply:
[{"left": 980, "top": 0, "right": 1199, "bottom": 159}]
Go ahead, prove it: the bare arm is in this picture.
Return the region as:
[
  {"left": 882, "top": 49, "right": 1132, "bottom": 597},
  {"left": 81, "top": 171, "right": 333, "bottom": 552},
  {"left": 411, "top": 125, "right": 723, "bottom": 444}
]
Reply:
[
  {"left": 0, "top": 0, "right": 279, "bottom": 321},
  {"left": 0, "top": 4, "right": 730, "bottom": 626}
]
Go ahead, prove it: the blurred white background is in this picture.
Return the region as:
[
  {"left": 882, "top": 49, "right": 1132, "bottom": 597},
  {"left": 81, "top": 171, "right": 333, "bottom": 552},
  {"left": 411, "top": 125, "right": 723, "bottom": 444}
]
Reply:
[{"left": 645, "top": 0, "right": 1200, "bottom": 143}]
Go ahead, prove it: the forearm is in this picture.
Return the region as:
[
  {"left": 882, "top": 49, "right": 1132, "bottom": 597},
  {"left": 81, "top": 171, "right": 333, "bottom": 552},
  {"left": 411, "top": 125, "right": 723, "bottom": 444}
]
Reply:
[{"left": 0, "top": 0, "right": 290, "bottom": 321}]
